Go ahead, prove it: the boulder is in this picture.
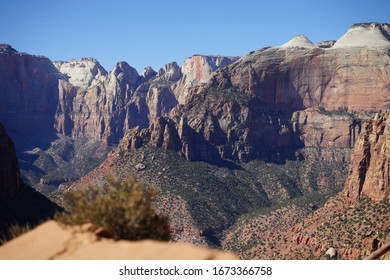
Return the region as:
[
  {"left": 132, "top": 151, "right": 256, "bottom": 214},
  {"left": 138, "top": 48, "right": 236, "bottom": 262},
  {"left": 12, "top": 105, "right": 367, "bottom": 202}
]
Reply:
[
  {"left": 135, "top": 163, "right": 146, "bottom": 171},
  {"left": 325, "top": 248, "right": 338, "bottom": 259}
]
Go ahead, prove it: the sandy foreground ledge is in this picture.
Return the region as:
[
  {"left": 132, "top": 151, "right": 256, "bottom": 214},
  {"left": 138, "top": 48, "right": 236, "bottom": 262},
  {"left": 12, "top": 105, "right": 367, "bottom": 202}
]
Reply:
[{"left": 0, "top": 221, "right": 238, "bottom": 260}]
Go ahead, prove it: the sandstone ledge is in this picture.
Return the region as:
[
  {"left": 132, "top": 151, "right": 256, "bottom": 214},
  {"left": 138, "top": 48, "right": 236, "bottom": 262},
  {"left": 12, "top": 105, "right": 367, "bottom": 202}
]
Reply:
[{"left": 0, "top": 221, "right": 238, "bottom": 260}]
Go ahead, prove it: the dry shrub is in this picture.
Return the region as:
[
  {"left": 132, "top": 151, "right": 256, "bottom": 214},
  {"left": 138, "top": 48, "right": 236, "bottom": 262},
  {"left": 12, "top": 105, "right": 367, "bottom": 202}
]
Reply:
[
  {"left": 0, "top": 224, "right": 31, "bottom": 245},
  {"left": 56, "top": 174, "right": 171, "bottom": 241}
]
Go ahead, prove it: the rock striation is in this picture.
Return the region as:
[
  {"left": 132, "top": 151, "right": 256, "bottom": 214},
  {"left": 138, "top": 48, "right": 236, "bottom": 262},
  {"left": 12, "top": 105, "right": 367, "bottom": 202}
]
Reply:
[
  {"left": 0, "top": 122, "right": 20, "bottom": 197},
  {"left": 0, "top": 221, "right": 238, "bottom": 260},
  {"left": 345, "top": 112, "right": 390, "bottom": 202}
]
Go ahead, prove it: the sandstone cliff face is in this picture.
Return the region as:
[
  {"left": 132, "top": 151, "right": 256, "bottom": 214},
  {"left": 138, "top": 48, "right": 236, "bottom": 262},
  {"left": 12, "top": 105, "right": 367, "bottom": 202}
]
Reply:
[
  {"left": 55, "top": 61, "right": 141, "bottom": 143},
  {"left": 172, "top": 55, "right": 239, "bottom": 104},
  {"left": 0, "top": 122, "right": 20, "bottom": 197},
  {"left": 2, "top": 23, "right": 390, "bottom": 198},
  {"left": 163, "top": 25, "right": 390, "bottom": 163},
  {"left": 54, "top": 61, "right": 183, "bottom": 144},
  {"left": 0, "top": 46, "right": 62, "bottom": 136},
  {"left": 53, "top": 56, "right": 238, "bottom": 144},
  {"left": 345, "top": 112, "right": 390, "bottom": 202},
  {"left": 116, "top": 116, "right": 217, "bottom": 162},
  {"left": 291, "top": 108, "right": 361, "bottom": 162},
  {"left": 50, "top": 27, "right": 390, "bottom": 163}
]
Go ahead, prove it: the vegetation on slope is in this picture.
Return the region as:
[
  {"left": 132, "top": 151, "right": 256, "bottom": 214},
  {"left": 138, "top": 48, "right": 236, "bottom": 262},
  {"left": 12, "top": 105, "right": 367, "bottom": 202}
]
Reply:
[{"left": 75, "top": 144, "right": 347, "bottom": 246}]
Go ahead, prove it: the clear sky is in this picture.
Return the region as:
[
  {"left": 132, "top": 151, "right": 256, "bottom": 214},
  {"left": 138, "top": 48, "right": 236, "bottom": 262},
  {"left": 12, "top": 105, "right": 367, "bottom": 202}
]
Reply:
[{"left": 0, "top": 0, "right": 389, "bottom": 73}]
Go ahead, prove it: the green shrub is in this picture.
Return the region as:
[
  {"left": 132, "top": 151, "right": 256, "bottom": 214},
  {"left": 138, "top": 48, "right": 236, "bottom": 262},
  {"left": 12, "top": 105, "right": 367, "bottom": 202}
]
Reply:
[{"left": 56, "top": 174, "right": 171, "bottom": 241}]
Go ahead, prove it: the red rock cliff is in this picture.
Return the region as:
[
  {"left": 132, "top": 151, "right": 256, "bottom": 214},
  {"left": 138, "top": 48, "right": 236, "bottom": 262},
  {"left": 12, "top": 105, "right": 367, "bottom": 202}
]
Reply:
[{"left": 345, "top": 111, "right": 390, "bottom": 202}]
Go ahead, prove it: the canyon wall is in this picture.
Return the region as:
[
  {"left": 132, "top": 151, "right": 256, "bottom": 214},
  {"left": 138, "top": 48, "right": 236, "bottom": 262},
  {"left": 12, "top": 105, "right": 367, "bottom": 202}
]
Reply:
[{"left": 345, "top": 111, "right": 390, "bottom": 202}]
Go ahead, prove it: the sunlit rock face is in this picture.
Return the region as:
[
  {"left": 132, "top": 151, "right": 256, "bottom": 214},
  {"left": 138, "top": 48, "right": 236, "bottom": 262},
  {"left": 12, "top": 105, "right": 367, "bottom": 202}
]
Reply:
[
  {"left": 345, "top": 112, "right": 390, "bottom": 202},
  {"left": 54, "top": 58, "right": 107, "bottom": 90}
]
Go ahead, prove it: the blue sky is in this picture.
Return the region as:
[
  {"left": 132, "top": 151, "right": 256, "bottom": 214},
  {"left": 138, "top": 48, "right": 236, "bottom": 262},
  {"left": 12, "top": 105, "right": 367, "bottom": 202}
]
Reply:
[{"left": 0, "top": 0, "right": 389, "bottom": 72}]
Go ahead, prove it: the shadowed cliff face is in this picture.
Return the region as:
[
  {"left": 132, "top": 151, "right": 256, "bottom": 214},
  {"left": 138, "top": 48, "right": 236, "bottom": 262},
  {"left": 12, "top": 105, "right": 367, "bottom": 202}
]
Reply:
[
  {"left": 0, "top": 45, "right": 62, "bottom": 142},
  {"left": 0, "top": 122, "right": 20, "bottom": 198},
  {"left": 0, "top": 123, "right": 61, "bottom": 238}
]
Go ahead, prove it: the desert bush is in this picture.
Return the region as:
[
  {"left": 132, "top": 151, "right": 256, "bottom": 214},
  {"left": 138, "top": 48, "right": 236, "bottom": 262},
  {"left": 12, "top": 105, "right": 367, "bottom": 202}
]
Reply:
[
  {"left": 0, "top": 224, "right": 32, "bottom": 245},
  {"left": 56, "top": 174, "right": 171, "bottom": 241}
]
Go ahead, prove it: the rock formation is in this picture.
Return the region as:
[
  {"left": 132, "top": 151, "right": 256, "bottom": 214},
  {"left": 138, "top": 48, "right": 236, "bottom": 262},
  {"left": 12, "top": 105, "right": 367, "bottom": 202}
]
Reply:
[
  {"left": 140, "top": 66, "right": 156, "bottom": 82},
  {"left": 333, "top": 23, "right": 390, "bottom": 49},
  {"left": 53, "top": 58, "right": 107, "bottom": 90},
  {"left": 278, "top": 34, "right": 316, "bottom": 49},
  {"left": 0, "top": 46, "right": 62, "bottom": 137},
  {"left": 2, "top": 23, "right": 390, "bottom": 163},
  {"left": 117, "top": 116, "right": 219, "bottom": 162},
  {"left": 163, "top": 26, "right": 390, "bottom": 163},
  {"left": 0, "top": 221, "right": 238, "bottom": 260},
  {"left": 223, "top": 113, "right": 390, "bottom": 260},
  {"left": 0, "top": 122, "right": 20, "bottom": 197},
  {"left": 1, "top": 23, "right": 390, "bottom": 257},
  {"left": 345, "top": 111, "right": 390, "bottom": 202},
  {"left": 53, "top": 55, "right": 240, "bottom": 145},
  {"left": 172, "top": 55, "right": 239, "bottom": 104},
  {"left": 6, "top": 23, "right": 389, "bottom": 166}
]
